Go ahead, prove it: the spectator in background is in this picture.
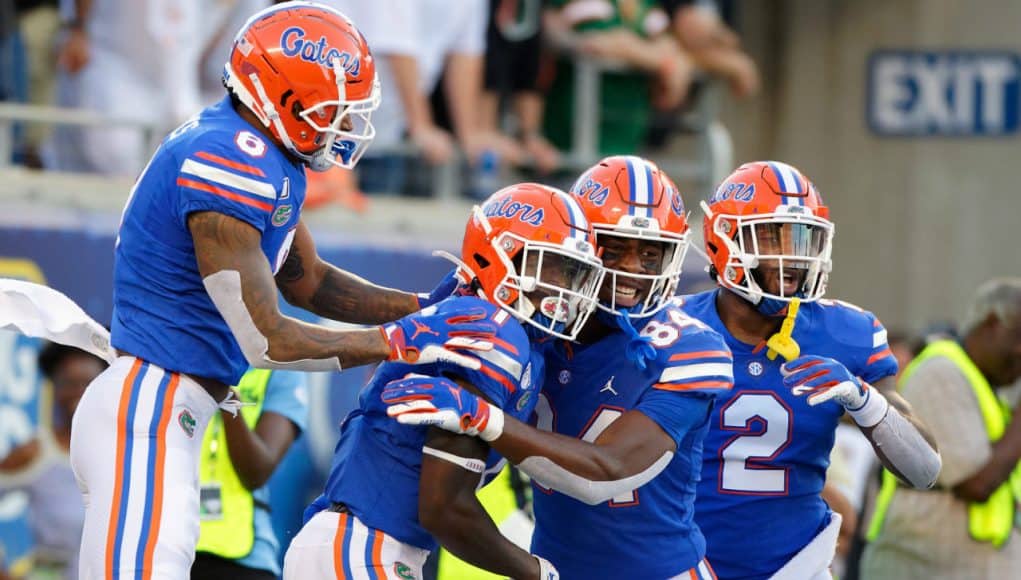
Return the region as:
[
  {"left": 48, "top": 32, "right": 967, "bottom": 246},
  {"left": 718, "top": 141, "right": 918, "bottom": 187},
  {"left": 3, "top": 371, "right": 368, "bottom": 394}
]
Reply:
[
  {"left": 327, "top": 0, "right": 520, "bottom": 197},
  {"left": 48, "top": 0, "right": 203, "bottom": 175},
  {"left": 0, "top": 342, "right": 108, "bottom": 580},
  {"left": 1, "top": 0, "right": 25, "bottom": 166},
  {"left": 863, "top": 278, "right": 1021, "bottom": 579},
  {"left": 886, "top": 329, "right": 919, "bottom": 380},
  {"left": 481, "top": 0, "right": 560, "bottom": 174},
  {"left": 192, "top": 368, "right": 308, "bottom": 580},
  {"left": 14, "top": 0, "right": 60, "bottom": 167},
  {"left": 541, "top": 0, "right": 693, "bottom": 157},
  {"left": 659, "top": 0, "right": 759, "bottom": 98},
  {"left": 196, "top": 0, "right": 272, "bottom": 108}
]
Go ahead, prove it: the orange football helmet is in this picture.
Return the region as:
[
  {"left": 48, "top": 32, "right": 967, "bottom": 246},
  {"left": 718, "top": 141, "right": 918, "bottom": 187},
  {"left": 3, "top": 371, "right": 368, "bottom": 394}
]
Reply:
[
  {"left": 457, "top": 183, "right": 604, "bottom": 341},
  {"left": 224, "top": 2, "right": 380, "bottom": 171},
  {"left": 701, "top": 161, "right": 834, "bottom": 310},
  {"left": 569, "top": 156, "right": 690, "bottom": 318}
]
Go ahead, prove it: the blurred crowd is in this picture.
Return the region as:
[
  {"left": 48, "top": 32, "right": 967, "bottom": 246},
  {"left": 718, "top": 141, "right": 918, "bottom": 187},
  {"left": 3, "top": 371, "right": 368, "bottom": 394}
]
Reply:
[{"left": 0, "top": 0, "right": 758, "bottom": 205}]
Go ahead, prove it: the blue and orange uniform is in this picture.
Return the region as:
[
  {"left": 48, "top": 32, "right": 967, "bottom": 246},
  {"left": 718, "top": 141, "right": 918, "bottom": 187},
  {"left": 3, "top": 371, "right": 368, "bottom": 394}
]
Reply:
[
  {"left": 284, "top": 297, "right": 544, "bottom": 579},
  {"left": 71, "top": 95, "right": 304, "bottom": 579},
  {"left": 682, "top": 290, "right": 897, "bottom": 580},
  {"left": 531, "top": 302, "right": 733, "bottom": 579}
]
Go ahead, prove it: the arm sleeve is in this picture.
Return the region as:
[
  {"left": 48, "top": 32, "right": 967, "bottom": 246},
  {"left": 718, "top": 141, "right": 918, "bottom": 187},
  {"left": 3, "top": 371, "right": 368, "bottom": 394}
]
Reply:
[
  {"left": 261, "top": 370, "right": 310, "bottom": 434},
  {"left": 175, "top": 135, "right": 278, "bottom": 232},
  {"left": 900, "top": 357, "right": 990, "bottom": 487}
]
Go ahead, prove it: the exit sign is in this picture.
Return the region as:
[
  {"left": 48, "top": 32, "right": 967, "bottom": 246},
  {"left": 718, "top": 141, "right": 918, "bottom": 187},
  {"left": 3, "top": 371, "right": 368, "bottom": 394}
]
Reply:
[{"left": 867, "top": 50, "right": 1021, "bottom": 136}]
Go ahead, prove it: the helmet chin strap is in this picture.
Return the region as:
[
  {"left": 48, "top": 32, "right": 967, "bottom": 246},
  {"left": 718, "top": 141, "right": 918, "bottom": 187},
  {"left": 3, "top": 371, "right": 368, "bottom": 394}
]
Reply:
[
  {"left": 744, "top": 267, "right": 807, "bottom": 317},
  {"left": 755, "top": 296, "right": 794, "bottom": 317},
  {"left": 525, "top": 309, "right": 565, "bottom": 342}
]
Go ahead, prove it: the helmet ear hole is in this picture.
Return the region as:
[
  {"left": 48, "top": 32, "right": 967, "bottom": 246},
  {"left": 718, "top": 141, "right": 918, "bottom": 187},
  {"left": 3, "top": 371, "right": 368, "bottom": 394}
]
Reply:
[{"left": 472, "top": 253, "right": 490, "bottom": 270}]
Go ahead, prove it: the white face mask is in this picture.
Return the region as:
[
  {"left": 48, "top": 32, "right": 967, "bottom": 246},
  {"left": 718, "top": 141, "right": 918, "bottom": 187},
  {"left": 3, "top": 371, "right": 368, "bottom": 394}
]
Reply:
[{"left": 709, "top": 207, "right": 834, "bottom": 305}]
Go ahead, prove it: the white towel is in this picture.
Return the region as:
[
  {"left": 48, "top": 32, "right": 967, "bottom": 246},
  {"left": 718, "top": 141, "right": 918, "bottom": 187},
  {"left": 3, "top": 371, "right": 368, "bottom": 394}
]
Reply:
[
  {"left": 0, "top": 279, "right": 115, "bottom": 363},
  {"left": 769, "top": 512, "right": 842, "bottom": 580}
]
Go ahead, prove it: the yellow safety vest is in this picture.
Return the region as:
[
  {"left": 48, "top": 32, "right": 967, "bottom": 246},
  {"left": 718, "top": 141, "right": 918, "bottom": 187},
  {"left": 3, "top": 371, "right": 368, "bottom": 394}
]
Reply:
[
  {"left": 196, "top": 368, "right": 271, "bottom": 559},
  {"left": 867, "top": 340, "right": 1021, "bottom": 548},
  {"left": 437, "top": 466, "right": 531, "bottom": 580}
]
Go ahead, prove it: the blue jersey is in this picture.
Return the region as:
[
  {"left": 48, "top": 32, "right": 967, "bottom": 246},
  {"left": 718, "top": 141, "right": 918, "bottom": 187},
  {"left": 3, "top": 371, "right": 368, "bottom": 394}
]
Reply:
[
  {"left": 321, "top": 296, "right": 544, "bottom": 551},
  {"left": 681, "top": 290, "right": 898, "bottom": 580},
  {"left": 111, "top": 96, "right": 306, "bottom": 385},
  {"left": 531, "top": 303, "right": 733, "bottom": 579}
]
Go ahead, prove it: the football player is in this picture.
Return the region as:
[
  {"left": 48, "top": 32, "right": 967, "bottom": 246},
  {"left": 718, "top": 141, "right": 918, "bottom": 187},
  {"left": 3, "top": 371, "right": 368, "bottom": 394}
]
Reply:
[
  {"left": 283, "top": 183, "right": 604, "bottom": 579},
  {"left": 681, "top": 160, "right": 941, "bottom": 579},
  {"left": 71, "top": 3, "right": 489, "bottom": 578},
  {"left": 386, "top": 156, "right": 732, "bottom": 579}
]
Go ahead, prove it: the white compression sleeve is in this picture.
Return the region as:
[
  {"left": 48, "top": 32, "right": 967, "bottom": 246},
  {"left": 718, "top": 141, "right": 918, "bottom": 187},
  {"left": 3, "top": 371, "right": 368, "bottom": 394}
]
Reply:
[
  {"left": 517, "top": 451, "right": 675, "bottom": 505},
  {"left": 203, "top": 270, "right": 342, "bottom": 372},
  {"left": 871, "top": 405, "right": 942, "bottom": 489}
]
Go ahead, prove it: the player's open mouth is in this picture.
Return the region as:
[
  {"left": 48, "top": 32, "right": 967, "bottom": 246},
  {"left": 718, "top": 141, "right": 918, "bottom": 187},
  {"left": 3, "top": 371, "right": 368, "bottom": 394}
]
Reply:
[{"left": 781, "top": 271, "right": 801, "bottom": 295}]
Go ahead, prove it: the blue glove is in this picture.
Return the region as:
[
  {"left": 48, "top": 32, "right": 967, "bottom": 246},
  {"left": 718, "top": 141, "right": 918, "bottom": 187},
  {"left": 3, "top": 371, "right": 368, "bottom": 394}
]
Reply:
[
  {"left": 382, "top": 306, "right": 496, "bottom": 370},
  {"left": 781, "top": 355, "right": 890, "bottom": 426},
  {"left": 382, "top": 374, "right": 505, "bottom": 442},
  {"left": 781, "top": 355, "right": 868, "bottom": 409},
  {"left": 416, "top": 269, "right": 461, "bottom": 309}
]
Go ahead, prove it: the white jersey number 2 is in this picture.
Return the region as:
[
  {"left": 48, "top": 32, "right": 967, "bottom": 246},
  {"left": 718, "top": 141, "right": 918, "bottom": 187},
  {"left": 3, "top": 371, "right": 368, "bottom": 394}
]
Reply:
[{"left": 719, "top": 391, "right": 791, "bottom": 494}]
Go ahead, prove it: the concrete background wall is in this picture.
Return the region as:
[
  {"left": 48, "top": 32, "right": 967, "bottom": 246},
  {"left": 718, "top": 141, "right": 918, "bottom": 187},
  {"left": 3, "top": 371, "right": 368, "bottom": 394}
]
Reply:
[{"left": 713, "top": 0, "right": 1021, "bottom": 332}]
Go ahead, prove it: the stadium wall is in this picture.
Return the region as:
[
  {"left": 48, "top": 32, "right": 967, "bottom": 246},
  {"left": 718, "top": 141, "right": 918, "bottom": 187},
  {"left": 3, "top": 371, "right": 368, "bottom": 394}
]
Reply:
[{"left": 720, "top": 0, "right": 1021, "bottom": 332}]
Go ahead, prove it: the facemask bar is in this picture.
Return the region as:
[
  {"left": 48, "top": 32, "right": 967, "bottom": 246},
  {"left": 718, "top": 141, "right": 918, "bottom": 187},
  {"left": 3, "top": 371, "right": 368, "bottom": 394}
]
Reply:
[
  {"left": 501, "top": 238, "right": 603, "bottom": 340},
  {"left": 465, "top": 206, "right": 604, "bottom": 341},
  {"left": 593, "top": 224, "right": 690, "bottom": 319},
  {"left": 300, "top": 65, "right": 380, "bottom": 171},
  {"left": 711, "top": 208, "right": 834, "bottom": 305}
]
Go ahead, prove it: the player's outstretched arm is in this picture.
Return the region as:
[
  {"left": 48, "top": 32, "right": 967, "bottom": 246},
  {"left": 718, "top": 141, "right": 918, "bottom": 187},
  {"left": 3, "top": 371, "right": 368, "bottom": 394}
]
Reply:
[
  {"left": 418, "top": 428, "right": 555, "bottom": 580},
  {"left": 274, "top": 221, "right": 422, "bottom": 324},
  {"left": 189, "top": 212, "right": 492, "bottom": 372},
  {"left": 782, "top": 356, "right": 941, "bottom": 489},
  {"left": 867, "top": 376, "right": 942, "bottom": 486},
  {"left": 190, "top": 211, "right": 390, "bottom": 370},
  {"left": 384, "top": 376, "right": 677, "bottom": 505}
]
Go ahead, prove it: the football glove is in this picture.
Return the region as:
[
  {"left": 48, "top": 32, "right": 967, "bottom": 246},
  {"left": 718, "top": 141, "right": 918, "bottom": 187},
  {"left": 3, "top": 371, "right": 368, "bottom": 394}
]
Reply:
[
  {"left": 382, "top": 374, "right": 505, "bottom": 442},
  {"left": 781, "top": 355, "right": 889, "bottom": 427},
  {"left": 382, "top": 306, "right": 497, "bottom": 371}
]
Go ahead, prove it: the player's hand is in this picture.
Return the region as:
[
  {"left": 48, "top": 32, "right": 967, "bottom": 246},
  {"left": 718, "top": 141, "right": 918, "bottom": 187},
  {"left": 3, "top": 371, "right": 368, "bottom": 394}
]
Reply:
[
  {"left": 415, "top": 269, "right": 461, "bottom": 309},
  {"left": 382, "top": 374, "right": 505, "bottom": 442},
  {"left": 382, "top": 306, "right": 496, "bottom": 371},
  {"left": 781, "top": 355, "right": 868, "bottom": 409}
]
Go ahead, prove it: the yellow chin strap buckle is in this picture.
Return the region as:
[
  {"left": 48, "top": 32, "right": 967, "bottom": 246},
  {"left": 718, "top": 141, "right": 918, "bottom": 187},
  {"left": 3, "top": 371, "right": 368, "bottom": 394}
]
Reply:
[{"left": 766, "top": 298, "right": 801, "bottom": 362}]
